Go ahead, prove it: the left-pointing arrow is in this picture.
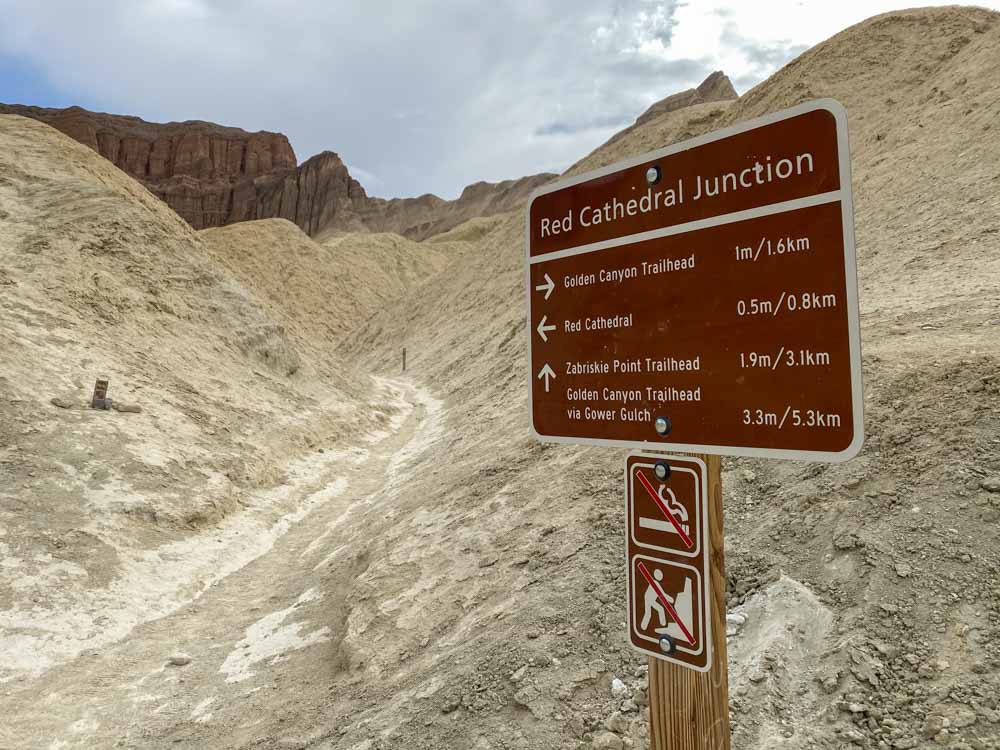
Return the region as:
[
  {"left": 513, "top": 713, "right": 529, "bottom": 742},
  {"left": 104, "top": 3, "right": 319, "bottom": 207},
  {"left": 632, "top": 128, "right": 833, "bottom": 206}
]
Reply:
[
  {"left": 537, "top": 363, "right": 556, "bottom": 393},
  {"left": 536, "top": 315, "right": 556, "bottom": 342}
]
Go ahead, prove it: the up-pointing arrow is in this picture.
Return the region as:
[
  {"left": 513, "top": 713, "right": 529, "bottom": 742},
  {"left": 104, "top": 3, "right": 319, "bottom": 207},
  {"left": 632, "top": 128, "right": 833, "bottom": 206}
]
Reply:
[
  {"left": 536, "top": 315, "right": 556, "bottom": 342},
  {"left": 534, "top": 273, "right": 554, "bottom": 300},
  {"left": 537, "top": 363, "right": 556, "bottom": 393}
]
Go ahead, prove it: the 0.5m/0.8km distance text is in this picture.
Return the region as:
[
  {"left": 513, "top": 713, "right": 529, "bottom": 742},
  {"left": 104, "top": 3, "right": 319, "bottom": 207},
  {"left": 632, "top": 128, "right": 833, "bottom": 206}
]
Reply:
[{"left": 736, "top": 291, "right": 838, "bottom": 317}]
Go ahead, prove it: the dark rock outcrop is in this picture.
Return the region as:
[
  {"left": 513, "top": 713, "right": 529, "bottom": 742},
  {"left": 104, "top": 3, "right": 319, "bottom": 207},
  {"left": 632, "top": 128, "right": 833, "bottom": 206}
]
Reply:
[
  {"left": 352, "top": 173, "right": 557, "bottom": 242},
  {"left": 603, "top": 71, "right": 739, "bottom": 147},
  {"left": 248, "top": 150, "right": 553, "bottom": 241},
  {"left": 252, "top": 151, "right": 372, "bottom": 236},
  {"left": 634, "top": 71, "right": 738, "bottom": 128}
]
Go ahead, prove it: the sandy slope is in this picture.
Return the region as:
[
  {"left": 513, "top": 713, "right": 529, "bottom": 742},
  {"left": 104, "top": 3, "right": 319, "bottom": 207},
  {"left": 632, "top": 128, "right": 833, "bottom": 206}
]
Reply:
[
  {"left": 0, "top": 117, "right": 445, "bottom": 693},
  {"left": 1, "top": 6, "right": 999, "bottom": 750},
  {"left": 201, "top": 220, "right": 450, "bottom": 348}
]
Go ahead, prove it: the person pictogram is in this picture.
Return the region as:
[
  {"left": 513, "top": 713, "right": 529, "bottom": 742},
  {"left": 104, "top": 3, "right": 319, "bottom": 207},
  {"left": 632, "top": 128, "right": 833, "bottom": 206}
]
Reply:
[
  {"left": 640, "top": 568, "right": 672, "bottom": 630},
  {"left": 638, "top": 563, "right": 697, "bottom": 646},
  {"left": 657, "top": 576, "right": 694, "bottom": 643}
]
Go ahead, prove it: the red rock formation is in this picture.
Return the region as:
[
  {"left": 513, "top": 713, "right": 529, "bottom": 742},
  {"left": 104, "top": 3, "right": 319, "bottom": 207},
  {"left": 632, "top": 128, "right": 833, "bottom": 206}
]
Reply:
[
  {"left": 0, "top": 104, "right": 297, "bottom": 229},
  {"left": 254, "top": 151, "right": 373, "bottom": 235},
  {"left": 1, "top": 102, "right": 554, "bottom": 240}
]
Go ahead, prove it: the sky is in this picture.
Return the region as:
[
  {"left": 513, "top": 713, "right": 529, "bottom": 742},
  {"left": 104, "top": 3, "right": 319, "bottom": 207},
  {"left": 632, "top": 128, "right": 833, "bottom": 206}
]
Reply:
[{"left": 1, "top": 1, "right": 998, "bottom": 199}]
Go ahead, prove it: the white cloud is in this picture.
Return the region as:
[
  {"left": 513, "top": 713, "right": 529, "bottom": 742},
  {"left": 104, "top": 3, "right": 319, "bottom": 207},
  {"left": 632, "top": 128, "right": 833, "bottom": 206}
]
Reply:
[{"left": 0, "top": 1, "right": 997, "bottom": 198}]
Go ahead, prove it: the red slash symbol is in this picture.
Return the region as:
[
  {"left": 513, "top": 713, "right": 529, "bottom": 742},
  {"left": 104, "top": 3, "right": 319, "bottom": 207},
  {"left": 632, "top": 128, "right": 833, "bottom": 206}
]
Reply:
[
  {"left": 636, "top": 469, "right": 694, "bottom": 550},
  {"left": 637, "top": 560, "right": 696, "bottom": 646}
]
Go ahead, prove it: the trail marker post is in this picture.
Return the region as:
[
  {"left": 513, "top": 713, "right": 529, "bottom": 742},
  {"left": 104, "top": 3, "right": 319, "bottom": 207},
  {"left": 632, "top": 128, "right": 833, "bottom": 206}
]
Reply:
[
  {"left": 91, "top": 378, "right": 110, "bottom": 410},
  {"left": 627, "top": 453, "right": 728, "bottom": 746},
  {"left": 525, "top": 100, "right": 862, "bottom": 749}
]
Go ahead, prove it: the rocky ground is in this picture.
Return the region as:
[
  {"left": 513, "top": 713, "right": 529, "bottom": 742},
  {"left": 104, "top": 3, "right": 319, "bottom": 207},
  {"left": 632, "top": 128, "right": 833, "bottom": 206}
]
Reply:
[{"left": 1, "top": 6, "right": 1000, "bottom": 750}]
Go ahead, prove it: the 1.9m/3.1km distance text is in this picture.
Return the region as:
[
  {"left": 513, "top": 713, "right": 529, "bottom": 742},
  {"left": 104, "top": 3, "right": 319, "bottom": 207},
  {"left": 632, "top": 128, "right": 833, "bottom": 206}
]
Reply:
[{"left": 739, "top": 348, "right": 831, "bottom": 369}]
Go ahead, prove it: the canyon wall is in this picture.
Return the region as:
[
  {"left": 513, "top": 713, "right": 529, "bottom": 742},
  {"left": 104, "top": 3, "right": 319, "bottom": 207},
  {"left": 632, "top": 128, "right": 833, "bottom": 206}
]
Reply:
[{"left": 0, "top": 103, "right": 553, "bottom": 240}]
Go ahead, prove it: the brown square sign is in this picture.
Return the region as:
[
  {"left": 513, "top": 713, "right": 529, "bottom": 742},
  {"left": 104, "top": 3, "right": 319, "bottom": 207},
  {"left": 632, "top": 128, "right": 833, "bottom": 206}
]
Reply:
[
  {"left": 526, "top": 99, "right": 863, "bottom": 461},
  {"left": 626, "top": 452, "right": 711, "bottom": 671}
]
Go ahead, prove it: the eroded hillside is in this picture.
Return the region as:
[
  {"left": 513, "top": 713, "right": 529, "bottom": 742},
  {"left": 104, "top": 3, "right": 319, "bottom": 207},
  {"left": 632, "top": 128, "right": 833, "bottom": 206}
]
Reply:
[{"left": 0, "top": 115, "right": 447, "bottom": 697}]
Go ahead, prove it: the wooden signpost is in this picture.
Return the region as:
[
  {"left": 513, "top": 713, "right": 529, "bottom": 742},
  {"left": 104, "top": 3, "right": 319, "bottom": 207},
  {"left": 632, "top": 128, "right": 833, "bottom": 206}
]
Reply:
[
  {"left": 525, "top": 100, "right": 862, "bottom": 748},
  {"left": 628, "top": 453, "right": 729, "bottom": 747}
]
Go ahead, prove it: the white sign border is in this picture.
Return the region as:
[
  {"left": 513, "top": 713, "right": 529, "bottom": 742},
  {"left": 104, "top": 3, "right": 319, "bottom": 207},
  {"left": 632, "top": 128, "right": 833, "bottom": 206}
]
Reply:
[{"left": 524, "top": 98, "right": 864, "bottom": 463}]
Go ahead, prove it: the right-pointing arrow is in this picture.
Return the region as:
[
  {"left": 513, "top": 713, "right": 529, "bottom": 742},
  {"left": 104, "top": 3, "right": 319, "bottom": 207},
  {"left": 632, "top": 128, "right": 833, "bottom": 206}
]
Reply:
[
  {"left": 536, "top": 315, "right": 556, "bottom": 342},
  {"left": 537, "top": 363, "right": 556, "bottom": 393},
  {"left": 534, "top": 273, "right": 555, "bottom": 301}
]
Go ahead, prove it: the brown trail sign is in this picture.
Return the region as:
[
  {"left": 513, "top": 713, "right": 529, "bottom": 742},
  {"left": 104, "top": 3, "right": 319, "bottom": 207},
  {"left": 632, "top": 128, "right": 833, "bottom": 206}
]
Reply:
[
  {"left": 525, "top": 99, "right": 862, "bottom": 462},
  {"left": 525, "top": 100, "right": 863, "bottom": 750}
]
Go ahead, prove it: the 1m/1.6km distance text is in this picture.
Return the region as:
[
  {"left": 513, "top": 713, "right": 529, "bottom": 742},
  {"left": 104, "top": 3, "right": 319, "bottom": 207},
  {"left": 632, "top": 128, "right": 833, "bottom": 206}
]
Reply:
[{"left": 735, "top": 235, "right": 811, "bottom": 262}]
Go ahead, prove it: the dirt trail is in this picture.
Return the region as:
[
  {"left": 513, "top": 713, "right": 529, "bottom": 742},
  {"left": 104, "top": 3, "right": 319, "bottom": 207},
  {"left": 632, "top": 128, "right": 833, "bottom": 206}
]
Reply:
[{"left": 0, "top": 376, "right": 436, "bottom": 750}]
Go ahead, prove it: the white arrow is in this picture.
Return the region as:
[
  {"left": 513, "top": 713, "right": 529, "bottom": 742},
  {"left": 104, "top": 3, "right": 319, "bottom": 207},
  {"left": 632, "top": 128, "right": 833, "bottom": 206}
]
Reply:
[
  {"left": 537, "top": 363, "right": 556, "bottom": 393},
  {"left": 536, "top": 315, "right": 556, "bottom": 342},
  {"left": 534, "top": 273, "right": 554, "bottom": 300}
]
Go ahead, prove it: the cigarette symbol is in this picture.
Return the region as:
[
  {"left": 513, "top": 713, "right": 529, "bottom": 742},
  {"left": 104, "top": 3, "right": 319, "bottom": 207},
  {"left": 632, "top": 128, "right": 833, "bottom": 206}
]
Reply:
[{"left": 636, "top": 469, "right": 694, "bottom": 549}]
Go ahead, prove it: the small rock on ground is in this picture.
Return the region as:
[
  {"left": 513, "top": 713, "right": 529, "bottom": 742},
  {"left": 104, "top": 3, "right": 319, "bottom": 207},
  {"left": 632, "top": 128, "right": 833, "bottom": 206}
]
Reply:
[
  {"left": 610, "top": 677, "right": 627, "bottom": 697},
  {"left": 591, "top": 730, "right": 624, "bottom": 750}
]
